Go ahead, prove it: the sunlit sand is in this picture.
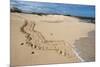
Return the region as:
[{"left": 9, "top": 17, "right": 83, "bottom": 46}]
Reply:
[{"left": 10, "top": 13, "right": 95, "bottom": 66}]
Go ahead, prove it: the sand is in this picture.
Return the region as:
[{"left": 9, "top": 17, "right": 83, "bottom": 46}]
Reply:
[
  {"left": 10, "top": 13, "right": 95, "bottom": 66},
  {"left": 74, "top": 31, "right": 95, "bottom": 62}
]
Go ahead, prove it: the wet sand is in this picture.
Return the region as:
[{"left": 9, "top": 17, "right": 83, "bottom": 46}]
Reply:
[
  {"left": 74, "top": 31, "right": 95, "bottom": 62},
  {"left": 10, "top": 13, "right": 95, "bottom": 66}
]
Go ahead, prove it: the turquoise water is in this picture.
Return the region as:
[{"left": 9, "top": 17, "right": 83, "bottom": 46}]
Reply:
[{"left": 11, "top": 0, "right": 95, "bottom": 18}]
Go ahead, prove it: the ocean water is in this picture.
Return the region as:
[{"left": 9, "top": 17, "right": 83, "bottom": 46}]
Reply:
[{"left": 11, "top": 0, "right": 95, "bottom": 18}]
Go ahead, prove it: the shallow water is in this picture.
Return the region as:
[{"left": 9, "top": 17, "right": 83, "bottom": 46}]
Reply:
[{"left": 74, "top": 31, "right": 95, "bottom": 62}]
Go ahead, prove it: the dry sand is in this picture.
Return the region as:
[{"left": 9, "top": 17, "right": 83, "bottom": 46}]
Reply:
[{"left": 10, "top": 13, "right": 95, "bottom": 66}]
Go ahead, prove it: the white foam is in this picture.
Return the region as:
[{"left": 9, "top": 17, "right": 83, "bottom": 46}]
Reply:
[{"left": 66, "top": 41, "right": 85, "bottom": 62}]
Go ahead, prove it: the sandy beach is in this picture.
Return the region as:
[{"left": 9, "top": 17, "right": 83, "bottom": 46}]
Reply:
[{"left": 10, "top": 13, "right": 95, "bottom": 66}]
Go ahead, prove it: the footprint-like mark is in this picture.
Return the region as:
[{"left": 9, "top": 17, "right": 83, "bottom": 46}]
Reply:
[{"left": 20, "top": 20, "right": 75, "bottom": 57}]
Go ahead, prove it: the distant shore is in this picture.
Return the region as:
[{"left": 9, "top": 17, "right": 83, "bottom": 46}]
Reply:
[{"left": 10, "top": 7, "right": 95, "bottom": 24}]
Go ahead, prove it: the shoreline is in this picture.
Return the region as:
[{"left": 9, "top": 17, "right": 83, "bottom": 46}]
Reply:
[
  {"left": 11, "top": 11, "right": 95, "bottom": 24},
  {"left": 10, "top": 7, "right": 95, "bottom": 23}
]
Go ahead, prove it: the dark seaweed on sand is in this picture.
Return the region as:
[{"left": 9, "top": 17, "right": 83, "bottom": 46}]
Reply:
[
  {"left": 10, "top": 6, "right": 95, "bottom": 24},
  {"left": 11, "top": 7, "right": 22, "bottom": 13}
]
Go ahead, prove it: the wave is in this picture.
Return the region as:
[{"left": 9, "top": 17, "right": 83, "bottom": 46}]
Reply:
[{"left": 10, "top": 0, "right": 95, "bottom": 18}]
